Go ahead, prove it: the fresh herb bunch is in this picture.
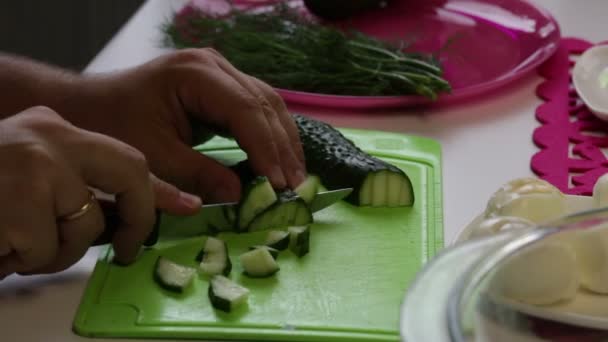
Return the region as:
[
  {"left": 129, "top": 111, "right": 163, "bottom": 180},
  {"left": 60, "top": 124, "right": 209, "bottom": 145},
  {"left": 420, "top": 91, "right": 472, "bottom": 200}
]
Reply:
[{"left": 164, "top": 4, "right": 451, "bottom": 99}]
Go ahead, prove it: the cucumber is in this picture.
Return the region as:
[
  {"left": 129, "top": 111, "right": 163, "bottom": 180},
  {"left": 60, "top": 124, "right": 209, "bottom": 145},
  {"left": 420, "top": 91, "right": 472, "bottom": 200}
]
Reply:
[
  {"left": 294, "top": 174, "right": 321, "bottom": 204},
  {"left": 208, "top": 275, "right": 250, "bottom": 313},
  {"left": 248, "top": 245, "right": 280, "bottom": 260},
  {"left": 294, "top": 114, "right": 414, "bottom": 207},
  {"left": 264, "top": 230, "right": 290, "bottom": 251},
  {"left": 289, "top": 225, "right": 310, "bottom": 257},
  {"left": 237, "top": 176, "right": 277, "bottom": 231},
  {"left": 247, "top": 190, "right": 313, "bottom": 231},
  {"left": 154, "top": 257, "right": 196, "bottom": 293},
  {"left": 197, "top": 237, "right": 232, "bottom": 276},
  {"left": 240, "top": 248, "right": 280, "bottom": 278}
]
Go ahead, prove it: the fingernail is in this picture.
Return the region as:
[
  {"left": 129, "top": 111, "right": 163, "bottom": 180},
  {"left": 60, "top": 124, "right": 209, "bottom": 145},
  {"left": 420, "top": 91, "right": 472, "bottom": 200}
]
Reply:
[
  {"left": 271, "top": 166, "right": 287, "bottom": 189},
  {"left": 178, "top": 192, "right": 202, "bottom": 209}
]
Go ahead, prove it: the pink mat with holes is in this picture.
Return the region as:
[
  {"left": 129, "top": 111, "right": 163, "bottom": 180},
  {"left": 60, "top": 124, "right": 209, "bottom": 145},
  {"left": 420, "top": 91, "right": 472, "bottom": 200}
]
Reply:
[{"left": 531, "top": 38, "right": 608, "bottom": 196}]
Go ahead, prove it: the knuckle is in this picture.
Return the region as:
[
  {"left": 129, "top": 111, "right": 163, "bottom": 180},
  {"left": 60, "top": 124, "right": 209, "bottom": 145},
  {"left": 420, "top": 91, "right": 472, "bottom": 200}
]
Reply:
[
  {"left": 168, "top": 48, "right": 220, "bottom": 65},
  {"left": 24, "top": 105, "right": 60, "bottom": 117},
  {"left": 124, "top": 147, "right": 149, "bottom": 177}
]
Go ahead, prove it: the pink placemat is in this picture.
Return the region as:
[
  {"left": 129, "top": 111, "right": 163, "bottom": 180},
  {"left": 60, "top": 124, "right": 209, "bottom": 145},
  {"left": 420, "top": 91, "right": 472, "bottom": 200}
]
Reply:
[{"left": 531, "top": 38, "right": 608, "bottom": 196}]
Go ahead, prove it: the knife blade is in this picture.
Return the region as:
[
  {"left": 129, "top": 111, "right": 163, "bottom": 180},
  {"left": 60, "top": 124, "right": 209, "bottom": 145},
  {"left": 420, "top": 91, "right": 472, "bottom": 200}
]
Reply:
[{"left": 93, "top": 188, "right": 352, "bottom": 246}]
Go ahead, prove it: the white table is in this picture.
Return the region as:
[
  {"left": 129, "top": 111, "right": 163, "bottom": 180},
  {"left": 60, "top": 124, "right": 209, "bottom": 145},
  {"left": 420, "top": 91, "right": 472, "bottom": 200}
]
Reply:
[{"left": 1, "top": 0, "right": 607, "bottom": 341}]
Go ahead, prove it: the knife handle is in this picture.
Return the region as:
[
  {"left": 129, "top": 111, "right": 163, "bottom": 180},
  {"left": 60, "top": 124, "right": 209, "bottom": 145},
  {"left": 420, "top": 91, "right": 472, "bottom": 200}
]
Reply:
[{"left": 92, "top": 199, "right": 160, "bottom": 247}]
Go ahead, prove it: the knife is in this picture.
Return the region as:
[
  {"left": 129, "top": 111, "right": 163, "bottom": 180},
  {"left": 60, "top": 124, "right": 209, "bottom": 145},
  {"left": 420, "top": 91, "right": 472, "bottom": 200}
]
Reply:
[{"left": 93, "top": 188, "right": 352, "bottom": 246}]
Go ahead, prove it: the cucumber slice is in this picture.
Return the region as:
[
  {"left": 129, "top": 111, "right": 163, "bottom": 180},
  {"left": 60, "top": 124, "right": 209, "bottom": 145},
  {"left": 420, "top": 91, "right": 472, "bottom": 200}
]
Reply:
[
  {"left": 248, "top": 190, "right": 313, "bottom": 231},
  {"left": 208, "top": 275, "right": 250, "bottom": 313},
  {"left": 294, "top": 175, "right": 321, "bottom": 204},
  {"left": 197, "top": 237, "right": 232, "bottom": 276},
  {"left": 248, "top": 245, "right": 280, "bottom": 259},
  {"left": 288, "top": 225, "right": 310, "bottom": 257},
  {"left": 237, "top": 176, "right": 277, "bottom": 230},
  {"left": 265, "top": 230, "right": 290, "bottom": 251},
  {"left": 294, "top": 114, "right": 414, "bottom": 207},
  {"left": 154, "top": 257, "right": 196, "bottom": 293},
  {"left": 240, "top": 248, "right": 280, "bottom": 278}
]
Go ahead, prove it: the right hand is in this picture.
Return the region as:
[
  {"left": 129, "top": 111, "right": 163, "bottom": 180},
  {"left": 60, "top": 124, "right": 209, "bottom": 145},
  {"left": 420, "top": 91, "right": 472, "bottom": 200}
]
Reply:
[{"left": 0, "top": 106, "right": 200, "bottom": 278}]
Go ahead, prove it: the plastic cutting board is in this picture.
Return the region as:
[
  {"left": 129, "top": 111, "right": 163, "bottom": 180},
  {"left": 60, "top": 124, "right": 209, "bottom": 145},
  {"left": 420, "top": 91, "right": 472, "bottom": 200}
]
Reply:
[{"left": 73, "top": 128, "right": 443, "bottom": 342}]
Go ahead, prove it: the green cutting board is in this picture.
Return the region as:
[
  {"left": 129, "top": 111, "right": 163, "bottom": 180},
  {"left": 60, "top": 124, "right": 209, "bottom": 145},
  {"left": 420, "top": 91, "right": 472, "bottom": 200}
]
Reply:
[{"left": 73, "top": 128, "right": 443, "bottom": 342}]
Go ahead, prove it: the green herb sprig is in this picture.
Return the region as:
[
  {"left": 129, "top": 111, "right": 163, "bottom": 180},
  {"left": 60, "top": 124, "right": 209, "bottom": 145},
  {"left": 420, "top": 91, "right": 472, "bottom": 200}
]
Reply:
[{"left": 163, "top": 4, "right": 451, "bottom": 99}]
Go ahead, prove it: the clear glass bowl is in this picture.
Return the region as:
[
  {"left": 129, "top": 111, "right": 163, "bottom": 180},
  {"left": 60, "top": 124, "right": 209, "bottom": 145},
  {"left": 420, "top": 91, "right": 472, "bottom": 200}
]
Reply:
[{"left": 401, "top": 207, "right": 608, "bottom": 341}]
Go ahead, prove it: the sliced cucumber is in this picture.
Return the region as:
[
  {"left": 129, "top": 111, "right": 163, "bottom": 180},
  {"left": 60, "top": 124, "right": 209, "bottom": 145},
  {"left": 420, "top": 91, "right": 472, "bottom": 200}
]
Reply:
[
  {"left": 248, "top": 245, "right": 280, "bottom": 259},
  {"left": 294, "top": 114, "right": 414, "bottom": 207},
  {"left": 237, "top": 176, "right": 277, "bottom": 231},
  {"left": 208, "top": 275, "right": 250, "bottom": 313},
  {"left": 265, "top": 230, "right": 290, "bottom": 251},
  {"left": 154, "top": 256, "right": 196, "bottom": 293},
  {"left": 294, "top": 174, "right": 321, "bottom": 204},
  {"left": 197, "top": 237, "right": 232, "bottom": 276},
  {"left": 248, "top": 190, "right": 313, "bottom": 231},
  {"left": 289, "top": 225, "right": 310, "bottom": 257},
  {"left": 240, "top": 248, "right": 280, "bottom": 278}
]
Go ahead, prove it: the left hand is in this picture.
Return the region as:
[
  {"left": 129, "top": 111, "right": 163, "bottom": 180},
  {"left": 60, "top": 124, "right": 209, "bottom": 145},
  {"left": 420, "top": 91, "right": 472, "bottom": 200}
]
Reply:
[{"left": 63, "top": 48, "right": 306, "bottom": 203}]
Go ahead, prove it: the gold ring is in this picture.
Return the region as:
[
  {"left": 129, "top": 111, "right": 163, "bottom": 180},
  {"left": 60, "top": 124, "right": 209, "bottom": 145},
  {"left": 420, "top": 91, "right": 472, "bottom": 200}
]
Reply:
[{"left": 58, "top": 190, "right": 96, "bottom": 223}]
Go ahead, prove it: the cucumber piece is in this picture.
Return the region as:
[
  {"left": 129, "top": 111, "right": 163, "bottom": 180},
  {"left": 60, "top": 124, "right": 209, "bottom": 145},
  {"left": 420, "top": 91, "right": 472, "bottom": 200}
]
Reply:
[
  {"left": 240, "top": 248, "right": 280, "bottom": 278},
  {"left": 247, "top": 190, "right": 313, "bottom": 231},
  {"left": 294, "top": 175, "right": 321, "bottom": 204},
  {"left": 208, "top": 275, "right": 250, "bottom": 313},
  {"left": 265, "top": 230, "right": 290, "bottom": 251},
  {"left": 249, "top": 245, "right": 280, "bottom": 259},
  {"left": 154, "top": 257, "right": 196, "bottom": 293},
  {"left": 294, "top": 114, "right": 414, "bottom": 207},
  {"left": 197, "top": 237, "right": 232, "bottom": 276},
  {"left": 288, "top": 225, "right": 310, "bottom": 257},
  {"left": 237, "top": 176, "right": 277, "bottom": 231}
]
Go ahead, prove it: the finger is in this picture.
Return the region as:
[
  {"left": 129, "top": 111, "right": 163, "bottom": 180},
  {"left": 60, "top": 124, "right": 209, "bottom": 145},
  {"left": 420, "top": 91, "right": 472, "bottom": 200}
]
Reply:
[
  {"left": 163, "top": 139, "right": 241, "bottom": 203},
  {"left": 250, "top": 77, "right": 306, "bottom": 168},
  {"left": 212, "top": 57, "right": 306, "bottom": 188},
  {"left": 150, "top": 173, "right": 202, "bottom": 215},
  {"left": 0, "top": 181, "right": 58, "bottom": 274},
  {"left": 178, "top": 64, "right": 287, "bottom": 189},
  {"left": 73, "top": 133, "right": 156, "bottom": 265}
]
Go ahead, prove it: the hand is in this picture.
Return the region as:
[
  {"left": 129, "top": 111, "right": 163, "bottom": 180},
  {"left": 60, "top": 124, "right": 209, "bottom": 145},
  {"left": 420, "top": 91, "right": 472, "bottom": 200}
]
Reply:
[
  {"left": 0, "top": 106, "right": 200, "bottom": 277},
  {"left": 64, "top": 48, "right": 306, "bottom": 203}
]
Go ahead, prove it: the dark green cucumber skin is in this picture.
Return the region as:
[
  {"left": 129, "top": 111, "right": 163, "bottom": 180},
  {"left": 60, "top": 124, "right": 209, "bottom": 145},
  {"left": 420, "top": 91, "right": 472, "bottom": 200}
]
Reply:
[
  {"left": 153, "top": 257, "right": 186, "bottom": 293},
  {"left": 196, "top": 241, "right": 233, "bottom": 276},
  {"left": 291, "top": 227, "right": 311, "bottom": 258},
  {"left": 208, "top": 284, "right": 232, "bottom": 313},
  {"left": 249, "top": 246, "right": 280, "bottom": 259},
  {"left": 294, "top": 114, "right": 414, "bottom": 206},
  {"left": 247, "top": 190, "right": 312, "bottom": 231},
  {"left": 266, "top": 233, "right": 290, "bottom": 251}
]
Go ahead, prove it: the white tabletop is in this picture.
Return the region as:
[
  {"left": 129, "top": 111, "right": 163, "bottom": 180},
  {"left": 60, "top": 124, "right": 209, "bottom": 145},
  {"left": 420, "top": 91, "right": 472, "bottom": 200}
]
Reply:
[{"left": 2, "top": 0, "right": 607, "bottom": 341}]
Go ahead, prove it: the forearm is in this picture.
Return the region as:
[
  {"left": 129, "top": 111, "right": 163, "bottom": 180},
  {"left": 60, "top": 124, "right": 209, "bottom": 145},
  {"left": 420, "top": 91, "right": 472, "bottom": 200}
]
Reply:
[{"left": 0, "top": 53, "right": 81, "bottom": 118}]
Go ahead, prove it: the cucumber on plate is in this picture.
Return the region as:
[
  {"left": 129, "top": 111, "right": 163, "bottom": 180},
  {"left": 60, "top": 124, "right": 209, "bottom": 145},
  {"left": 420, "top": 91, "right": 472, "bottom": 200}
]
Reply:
[
  {"left": 197, "top": 237, "right": 232, "bottom": 276},
  {"left": 237, "top": 176, "right": 277, "bottom": 231},
  {"left": 294, "top": 174, "right": 321, "bottom": 204},
  {"left": 240, "top": 247, "right": 280, "bottom": 278},
  {"left": 264, "top": 230, "right": 290, "bottom": 251},
  {"left": 289, "top": 225, "right": 310, "bottom": 258},
  {"left": 294, "top": 114, "right": 414, "bottom": 207},
  {"left": 248, "top": 245, "right": 280, "bottom": 260},
  {"left": 247, "top": 190, "right": 313, "bottom": 231},
  {"left": 154, "top": 256, "right": 196, "bottom": 293},
  {"left": 208, "top": 275, "right": 250, "bottom": 313}
]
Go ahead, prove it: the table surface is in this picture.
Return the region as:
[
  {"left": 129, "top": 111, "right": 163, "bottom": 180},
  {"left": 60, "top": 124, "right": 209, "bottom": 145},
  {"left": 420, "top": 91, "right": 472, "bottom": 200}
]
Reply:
[{"left": 2, "top": 0, "right": 607, "bottom": 341}]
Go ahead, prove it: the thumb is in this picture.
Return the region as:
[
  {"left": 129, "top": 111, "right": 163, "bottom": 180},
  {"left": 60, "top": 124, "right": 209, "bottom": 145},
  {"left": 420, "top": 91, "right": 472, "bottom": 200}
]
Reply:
[
  {"left": 167, "top": 141, "right": 242, "bottom": 203},
  {"left": 150, "top": 174, "right": 202, "bottom": 215}
]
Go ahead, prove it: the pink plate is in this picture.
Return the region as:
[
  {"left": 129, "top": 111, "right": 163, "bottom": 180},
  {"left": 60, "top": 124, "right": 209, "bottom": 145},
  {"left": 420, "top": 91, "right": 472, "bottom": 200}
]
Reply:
[{"left": 209, "top": 0, "right": 562, "bottom": 109}]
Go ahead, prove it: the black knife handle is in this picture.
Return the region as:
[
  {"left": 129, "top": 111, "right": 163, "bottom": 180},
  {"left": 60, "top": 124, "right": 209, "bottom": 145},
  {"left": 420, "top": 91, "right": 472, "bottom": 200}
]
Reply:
[{"left": 92, "top": 199, "right": 160, "bottom": 247}]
